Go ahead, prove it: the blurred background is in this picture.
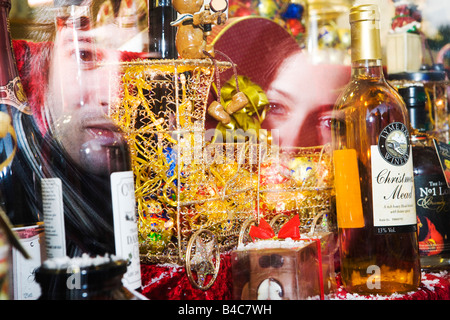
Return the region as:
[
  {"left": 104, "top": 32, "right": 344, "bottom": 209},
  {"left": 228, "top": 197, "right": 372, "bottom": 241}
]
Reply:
[{"left": 9, "top": 0, "right": 449, "bottom": 68}]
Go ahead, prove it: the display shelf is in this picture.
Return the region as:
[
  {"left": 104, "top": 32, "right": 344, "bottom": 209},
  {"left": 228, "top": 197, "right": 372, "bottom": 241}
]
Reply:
[{"left": 139, "top": 253, "right": 450, "bottom": 300}]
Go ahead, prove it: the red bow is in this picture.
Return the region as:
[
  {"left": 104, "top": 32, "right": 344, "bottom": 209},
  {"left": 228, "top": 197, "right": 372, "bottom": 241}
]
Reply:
[{"left": 249, "top": 215, "right": 301, "bottom": 240}]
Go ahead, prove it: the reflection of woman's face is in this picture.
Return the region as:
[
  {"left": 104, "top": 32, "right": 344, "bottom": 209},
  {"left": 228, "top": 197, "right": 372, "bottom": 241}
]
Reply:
[
  {"left": 48, "top": 21, "right": 125, "bottom": 175},
  {"left": 262, "top": 52, "right": 350, "bottom": 147}
]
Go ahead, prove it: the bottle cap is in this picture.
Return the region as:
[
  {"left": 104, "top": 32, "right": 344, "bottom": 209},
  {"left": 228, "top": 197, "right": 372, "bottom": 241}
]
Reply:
[
  {"left": 389, "top": 70, "right": 446, "bottom": 82},
  {"left": 398, "top": 85, "right": 431, "bottom": 131},
  {"left": 349, "top": 4, "right": 382, "bottom": 62},
  {"left": 398, "top": 85, "right": 427, "bottom": 107},
  {"left": 349, "top": 4, "right": 379, "bottom": 23},
  {"left": 0, "top": 0, "right": 10, "bottom": 10}
]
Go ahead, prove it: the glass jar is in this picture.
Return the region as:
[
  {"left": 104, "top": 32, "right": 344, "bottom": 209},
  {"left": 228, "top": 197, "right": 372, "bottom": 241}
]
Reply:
[
  {"left": 389, "top": 65, "right": 449, "bottom": 143},
  {"left": 306, "top": 0, "right": 352, "bottom": 65},
  {"left": 35, "top": 255, "right": 143, "bottom": 300}
]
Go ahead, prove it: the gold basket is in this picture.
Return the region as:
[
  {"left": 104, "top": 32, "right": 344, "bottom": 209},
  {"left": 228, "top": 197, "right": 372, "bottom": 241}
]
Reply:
[{"left": 110, "top": 59, "right": 335, "bottom": 290}]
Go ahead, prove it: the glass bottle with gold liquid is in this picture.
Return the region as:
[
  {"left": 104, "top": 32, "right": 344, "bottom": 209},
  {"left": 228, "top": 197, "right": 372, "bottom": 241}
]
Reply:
[{"left": 331, "top": 5, "right": 421, "bottom": 294}]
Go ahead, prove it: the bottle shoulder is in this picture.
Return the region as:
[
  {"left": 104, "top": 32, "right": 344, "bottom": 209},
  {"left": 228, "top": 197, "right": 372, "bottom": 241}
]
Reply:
[
  {"left": 412, "top": 142, "right": 443, "bottom": 176},
  {"left": 336, "top": 77, "right": 404, "bottom": 108}
]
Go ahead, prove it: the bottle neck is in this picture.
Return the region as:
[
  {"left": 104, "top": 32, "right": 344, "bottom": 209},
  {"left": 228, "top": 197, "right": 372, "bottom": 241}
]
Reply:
[
  {"left": 0, "top": 4, "right": 16, "bottom": 87},
  {"left": 149, "top": 0, "right": 172, "bottom": 8},
  {"left": 350, "top": 12, "right": 383, "bottom": 79},
  {"left": 351, "top": 59, "right": 384, "bottom": 80},
  {"left": 0, "top": 2, "right": 29, "bottom": 113}
]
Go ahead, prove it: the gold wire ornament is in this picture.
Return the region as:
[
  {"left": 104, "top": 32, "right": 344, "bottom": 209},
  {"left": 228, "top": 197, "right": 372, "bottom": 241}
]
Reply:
[{"left": 110, "top": 58, "right": 336, "bottom": 290}]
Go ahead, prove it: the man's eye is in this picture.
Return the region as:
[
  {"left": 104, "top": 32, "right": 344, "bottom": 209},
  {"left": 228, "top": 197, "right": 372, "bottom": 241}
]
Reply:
[
  {"left": 72, "top": 49, "right": 102, "bottom": 70},
  {"left": 79, "top": 49, "right": 96, "bottom": 62}
]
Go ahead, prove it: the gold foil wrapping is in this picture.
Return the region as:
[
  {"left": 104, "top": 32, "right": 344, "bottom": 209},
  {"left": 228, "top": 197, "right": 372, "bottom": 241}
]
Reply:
[{"left": 349, "top": 4, "right": 382, "bottom": 62}]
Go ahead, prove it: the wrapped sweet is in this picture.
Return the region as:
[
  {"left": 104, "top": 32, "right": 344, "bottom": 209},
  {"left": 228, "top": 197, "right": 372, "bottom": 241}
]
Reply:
[{"left": 139, "top": 198, "right": 174, "bottom": 254}]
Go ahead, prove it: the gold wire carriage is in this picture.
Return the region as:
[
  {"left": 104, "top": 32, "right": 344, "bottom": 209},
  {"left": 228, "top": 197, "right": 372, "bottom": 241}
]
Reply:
[{"left": 110, "top": 59, "right": 335, "bottom": 290}]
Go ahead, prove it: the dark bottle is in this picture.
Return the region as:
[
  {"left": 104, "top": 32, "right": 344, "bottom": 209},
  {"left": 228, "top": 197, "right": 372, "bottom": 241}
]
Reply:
[
  {"left": 148, "top": 0, "right": 178, "bottom": 59},
  {"left": 0, "top": 0, "right": 45, "bottom": 300},
  {"left": 399, "top": 85, "right": 450, "bottom": 270},
  {"left": 35, "top": 255, "right": 144, "bottom": 300},
  {"left": 0, "top": 0, "right": 40, "bottom": 226},
  {"left": 40, "top": 3, "right": 141, "bottom": 290}
]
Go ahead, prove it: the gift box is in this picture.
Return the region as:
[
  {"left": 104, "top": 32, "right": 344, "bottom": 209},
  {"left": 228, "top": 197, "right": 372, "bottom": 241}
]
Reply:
[
  {"left": 231, "top": 218, "right": 337, "bottom": 300},
  {"left": 386, "top": 32, "right": 422, "bottom": 74},
  {"left": 231, "top": 239, "right": 322, "bottom": 300}
]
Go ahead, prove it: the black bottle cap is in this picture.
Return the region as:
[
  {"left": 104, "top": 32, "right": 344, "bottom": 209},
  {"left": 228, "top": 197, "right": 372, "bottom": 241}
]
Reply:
[
  {"left": 398, "top": 85, "right": 431, "bottom": 131},
  {"left": 398, "top": 85, "right": 427, "bottom": 107},
  {"left": 388, "top": 65, "right": 446, "bottom": 82}
]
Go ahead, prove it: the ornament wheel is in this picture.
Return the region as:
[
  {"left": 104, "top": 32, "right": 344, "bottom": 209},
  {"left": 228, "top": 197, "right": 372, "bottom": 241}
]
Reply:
[
  {"left": 186, "top": 229, "right": 221, "bottom": 290},
  {"left": 238, "top": 217, "right": 257, "bottom": 246}
]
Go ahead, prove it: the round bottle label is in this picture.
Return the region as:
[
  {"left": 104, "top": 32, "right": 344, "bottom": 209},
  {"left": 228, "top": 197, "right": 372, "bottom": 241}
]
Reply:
[
  {"left": 372, "top": 122, "right": 416, "bottom": 234},
  {"left": 378, "top": 122, "right": 410, "bottom": 166}
]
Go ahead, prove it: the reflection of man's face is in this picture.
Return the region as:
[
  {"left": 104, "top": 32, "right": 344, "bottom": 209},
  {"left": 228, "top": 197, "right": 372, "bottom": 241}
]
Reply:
[
  {"left": 47, "top": 14, "right": 125, "bottom": 176},
  {"left": 262, "top": 52, "right": 350, "bottom": 147}
]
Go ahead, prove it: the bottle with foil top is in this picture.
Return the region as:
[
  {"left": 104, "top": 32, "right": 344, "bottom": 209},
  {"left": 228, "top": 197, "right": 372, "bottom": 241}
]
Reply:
[
  {"left": 0, "top": 1, "right": 29, "bottom": 115},
  {"left": 0, "top": 0, "right": 45, "bottom": 300},
  {"left": 331, "top": 5, "right": 421, "bottom": 294},
  {"left": 0, "top": 0, "right": 39, "bottom": 226}
]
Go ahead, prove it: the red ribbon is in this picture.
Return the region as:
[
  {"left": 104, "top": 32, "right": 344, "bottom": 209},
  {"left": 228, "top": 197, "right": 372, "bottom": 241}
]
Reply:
[
  {"left": 249, "top": 215, "right": 301, "bottom": 240},
  {"left": 248, "top": 215, "right": 325, "bottom": 299}
]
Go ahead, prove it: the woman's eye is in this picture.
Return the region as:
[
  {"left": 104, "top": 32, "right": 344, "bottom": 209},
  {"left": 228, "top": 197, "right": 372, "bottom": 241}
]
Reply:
[
  {"left": 267, "top": 102, "right": 289, "bottom": 117},
  {"left": 318, "top": 115, "right": 332, "bottom": 128}
]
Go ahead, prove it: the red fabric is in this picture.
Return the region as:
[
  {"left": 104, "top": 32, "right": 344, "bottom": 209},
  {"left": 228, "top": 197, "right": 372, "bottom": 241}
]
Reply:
[
  {"left": 140, "top": 254, "right": 233, "bottom": 300},
  {"left": 140, "top": 252, "right": 450, "bottom": 300}
]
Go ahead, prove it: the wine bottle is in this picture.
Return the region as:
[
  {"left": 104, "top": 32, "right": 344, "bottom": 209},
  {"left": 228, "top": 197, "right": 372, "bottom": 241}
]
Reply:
[
  {"left": 148, "top": 0, "right": 178, "bottom": 59},
  {"left": 0, "top": 1, "right": 39, "bottom": 226},
  {"left": 0, "top": 0, "right": 45, "bottom": 300},
  {"left": 399, "top": 85, "right": 450, "bottom": 270},
  {"left": 41, "top": 3, "right": 141, "bottom": 290},
  {"left": 331, "top": 4, "right": 421, "bottom": 294}
]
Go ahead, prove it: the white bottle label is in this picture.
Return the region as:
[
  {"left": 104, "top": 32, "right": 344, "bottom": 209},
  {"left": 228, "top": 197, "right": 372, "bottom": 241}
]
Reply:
[
  {"left": 11, "top": 226, "right": 43, "bottom": 300},
  {"left": 371, "top": 122, "right": 417, "bottom": 234},
  {"left": 42, "top": 178, "right": 66, "bottom": 258},
  {"left": 110, "top": 171, "right": 141, "bottom": 289}
]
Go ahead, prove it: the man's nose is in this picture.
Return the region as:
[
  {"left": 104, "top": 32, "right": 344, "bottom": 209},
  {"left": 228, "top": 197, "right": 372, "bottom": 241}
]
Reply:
[{"left": 79, "top": 71, "right": 115, "bottom": 113}]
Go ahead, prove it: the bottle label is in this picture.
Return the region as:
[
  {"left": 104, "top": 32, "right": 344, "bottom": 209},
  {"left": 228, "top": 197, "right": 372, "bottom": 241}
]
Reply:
[
  {"left": 0, "top": 77, "right": 31, "bottom": 114},
  {"left": 42, "top": 178, "right": 66, "bottom": 258},
  {"left": 415, "top": 174, "right": 450, "bottom": 256},
  {"left": 371, "top": 122, "right": 417, "bottom": 234},
  {"left": 433, "top": 139, "right": 450, "bottom": 187},
  {"left": 110, "top": 171, "right": 141, "bottom": 290},
  {"left": 11, "top": 225, "right": 43, "bottom": 300},
  {"left": 333, "top": 148, "right": 365, "bottom": 228}
]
